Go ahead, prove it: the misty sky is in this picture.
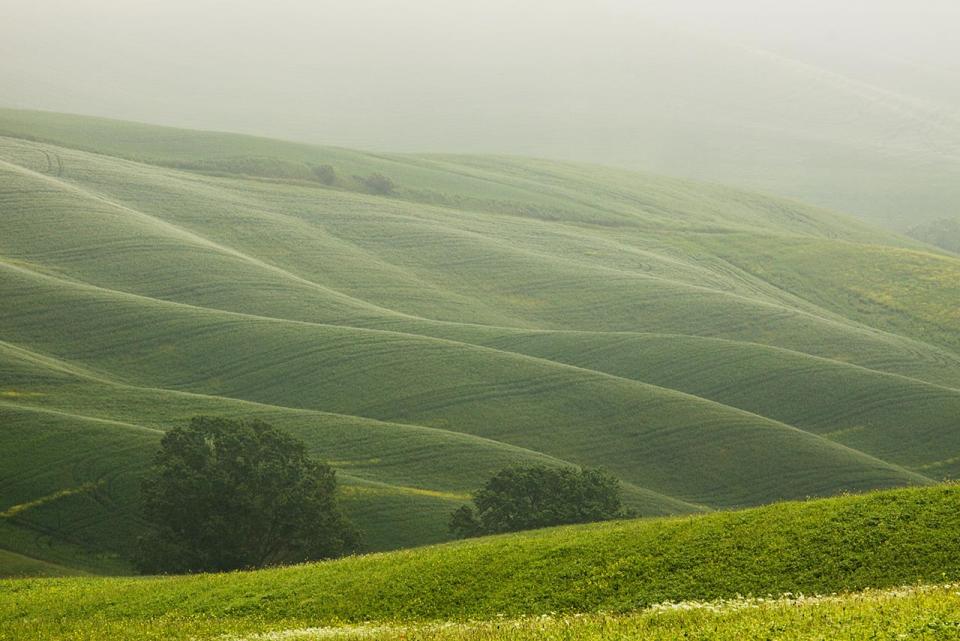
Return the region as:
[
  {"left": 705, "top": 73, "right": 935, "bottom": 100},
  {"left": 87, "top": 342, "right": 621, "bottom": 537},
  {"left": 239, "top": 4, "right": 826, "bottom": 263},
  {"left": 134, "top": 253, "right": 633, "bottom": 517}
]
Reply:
[
  {"left": 2, "top": 0, "right": 959, "bottom": 226},
  {"left": 3, "top": 0, "right": 957, "bottom": 141}
]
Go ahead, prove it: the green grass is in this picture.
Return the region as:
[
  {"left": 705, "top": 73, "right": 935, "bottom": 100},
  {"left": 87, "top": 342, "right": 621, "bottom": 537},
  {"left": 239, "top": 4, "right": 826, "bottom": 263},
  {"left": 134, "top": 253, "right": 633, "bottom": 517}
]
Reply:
[
  {"left": 5, "top": 585, "right": 960, "bottom": 640},
  {"left": 700, "top": 234, "right": 960, "bottom": 355},
  {"left": 2, "top": 486, "right": 960, "bottom": 639},
  {"left": 0, "top": 549, "right": 85, "bottom": 578},
  {"left": 2, "top": 111, "right": 960, "bottom": 573}
]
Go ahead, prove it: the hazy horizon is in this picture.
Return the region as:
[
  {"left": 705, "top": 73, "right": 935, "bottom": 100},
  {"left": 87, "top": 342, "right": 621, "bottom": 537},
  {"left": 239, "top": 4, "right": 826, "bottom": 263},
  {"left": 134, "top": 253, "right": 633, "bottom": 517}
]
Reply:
[{"left": 3, "top": 0, "right": 959, "bottom": 227}]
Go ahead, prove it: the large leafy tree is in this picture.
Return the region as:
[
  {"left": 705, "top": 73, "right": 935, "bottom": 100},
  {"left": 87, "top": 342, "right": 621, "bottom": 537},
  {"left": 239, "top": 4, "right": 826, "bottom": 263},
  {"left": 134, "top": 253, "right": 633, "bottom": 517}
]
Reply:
[
  {"left": 449, "top": 465, "right": 627, "bottom": 538},
  {"left": 136, "top": 416, "right": 359, "bottom": 574}
]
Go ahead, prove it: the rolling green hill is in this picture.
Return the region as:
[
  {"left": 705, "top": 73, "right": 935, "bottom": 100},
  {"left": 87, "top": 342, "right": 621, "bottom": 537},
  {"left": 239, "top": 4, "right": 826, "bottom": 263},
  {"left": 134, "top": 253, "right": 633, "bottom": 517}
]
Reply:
[
  {"left": 2, "top": 111, "right": 960, "bottom": 574},
  {"left": 2, "top": 485, "right": 959, "bottom": 640}
]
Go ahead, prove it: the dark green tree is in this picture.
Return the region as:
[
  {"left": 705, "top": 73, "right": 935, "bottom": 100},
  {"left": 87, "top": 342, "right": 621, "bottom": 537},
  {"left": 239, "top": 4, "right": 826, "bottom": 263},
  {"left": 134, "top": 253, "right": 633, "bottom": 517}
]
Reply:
[
  {"left": 449, "top": 465, "right": 627, "bottom": 538},
  {"left": 311, "top": 164, "right": 337, "bottom": 185},
  {"left": 357, "top": 172, "right": 396, "bottom": 195},
  {"left": 448, "top": 504, "right": 481, "bottom": 538},
  {"left": 136, "top": 416, "right": 359, "bottom": 574}
]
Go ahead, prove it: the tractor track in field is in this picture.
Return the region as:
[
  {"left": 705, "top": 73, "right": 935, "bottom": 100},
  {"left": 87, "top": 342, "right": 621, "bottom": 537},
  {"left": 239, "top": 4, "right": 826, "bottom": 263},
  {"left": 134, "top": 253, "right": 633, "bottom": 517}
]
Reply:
[{"left": 39, "top": 149, "right": 63, "bottom": 177}]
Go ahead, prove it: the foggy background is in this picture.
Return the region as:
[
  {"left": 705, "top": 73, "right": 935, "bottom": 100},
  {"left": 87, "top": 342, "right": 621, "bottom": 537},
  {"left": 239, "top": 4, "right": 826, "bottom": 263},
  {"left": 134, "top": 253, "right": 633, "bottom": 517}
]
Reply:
[{"left": 2, "top": 0, "right": 959, "bottom": 228}]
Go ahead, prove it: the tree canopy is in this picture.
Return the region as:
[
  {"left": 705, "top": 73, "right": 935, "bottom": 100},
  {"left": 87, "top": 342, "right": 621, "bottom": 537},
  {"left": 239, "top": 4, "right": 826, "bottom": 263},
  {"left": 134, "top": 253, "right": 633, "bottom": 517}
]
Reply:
[
  {"left": 357, "top": 172, "right": 396, "bottom": 195},
  {"left": 450, "top": 465, "right": 627, "bottom": 538},
  {"left": 136, "top": 416, "right": 359, "bottom": 574}
]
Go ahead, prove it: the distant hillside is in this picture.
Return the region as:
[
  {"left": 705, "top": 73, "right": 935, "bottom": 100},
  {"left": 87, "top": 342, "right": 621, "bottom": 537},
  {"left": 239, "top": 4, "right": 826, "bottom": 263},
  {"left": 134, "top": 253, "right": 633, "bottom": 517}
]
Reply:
[
  {"left": 2, "top": 111, "right": 960, "bottom": 574},
  {"left": 4, "top": 0, "right": 960, "bottom": 232},
  {"left": 3, "top": 485, "right": 960, "bottom": 640},
  {"left": 908, "top": 217, "right": 960, "bottom": 254}
]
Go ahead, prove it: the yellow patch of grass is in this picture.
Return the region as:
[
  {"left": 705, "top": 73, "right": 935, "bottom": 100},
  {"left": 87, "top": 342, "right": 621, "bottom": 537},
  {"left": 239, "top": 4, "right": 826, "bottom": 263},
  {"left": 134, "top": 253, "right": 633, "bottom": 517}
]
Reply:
[
  {"left": 326, "top": 458, "right": 383, "bottom": 467},
  {"left": 340, "top": 485, "right": 469, "bottom": 501},
  {"left": 0, "top": 482, "right": 101, "bottom": 519}
]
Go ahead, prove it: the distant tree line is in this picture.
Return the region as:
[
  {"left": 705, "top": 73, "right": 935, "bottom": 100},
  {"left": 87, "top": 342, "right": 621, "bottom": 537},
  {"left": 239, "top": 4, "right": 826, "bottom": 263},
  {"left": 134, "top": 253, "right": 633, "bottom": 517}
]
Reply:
[{"left": 158, "top": 157, "right": 400, "bottom": 196}]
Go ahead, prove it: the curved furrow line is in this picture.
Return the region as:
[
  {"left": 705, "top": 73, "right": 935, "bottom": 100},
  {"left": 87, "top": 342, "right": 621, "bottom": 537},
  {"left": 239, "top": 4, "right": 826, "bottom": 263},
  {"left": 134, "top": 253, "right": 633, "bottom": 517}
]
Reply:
[
  {"left": 1, "top": 251, "right": 952, "bottom": 470},
  {"left": 0, "top": 158, "right": 430, "bottom": 322},
  {"left": 3, "top": 180, "right": 956, "bottom": 392},
  {"left": 8, "top": 143, "right": 948, "bottom": 366},
  {"left": 0, "top": 245, "right": 956, "bottom": 480}
]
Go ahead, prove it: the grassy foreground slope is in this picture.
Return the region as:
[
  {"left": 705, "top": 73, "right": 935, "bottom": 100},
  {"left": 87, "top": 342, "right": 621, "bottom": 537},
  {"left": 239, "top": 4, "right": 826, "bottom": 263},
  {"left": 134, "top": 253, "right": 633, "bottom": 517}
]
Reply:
[
  {"left": 239, "top": 587, "right": 960, "bottom": 641},
  {"left": 2, "top": 486, "right": 959, "bottom": 640},
  {"left": 2, "top": 111, "right": 960, "bottom": 572},
  {"left": 14, "top": 586, "right": 956, "bottom": 641}
]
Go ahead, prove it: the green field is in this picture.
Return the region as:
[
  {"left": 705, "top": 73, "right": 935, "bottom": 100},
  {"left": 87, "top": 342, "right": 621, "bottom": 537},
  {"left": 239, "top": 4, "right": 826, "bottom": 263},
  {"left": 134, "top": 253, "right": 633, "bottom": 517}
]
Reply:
[
  {"left": 229, "top": 587, "right": 960, "bottom": 641},
  {"left": 7, "top": 586, "right": 960, "bottom": 640},
  {"left": 2, "top": 486, "right": 959, "bottom": 640},
  {"left": 27, "top": 586, "right": 954, "bottom": 641},
  {"left": 2, "top": 110, "right": 960, "bottom": 573}
]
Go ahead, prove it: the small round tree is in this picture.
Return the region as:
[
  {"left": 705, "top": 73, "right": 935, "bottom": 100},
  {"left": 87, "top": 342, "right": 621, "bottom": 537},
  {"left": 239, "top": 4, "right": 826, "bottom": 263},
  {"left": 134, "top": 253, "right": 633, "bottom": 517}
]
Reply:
[
  {"left": 450, "top": 465, "right": 627, "bottom": 538},
  {"left": 358, "top": 172, "right": 396, "bottom": 195},
  {"left": 136, "top": 416, "right": 359, "bottom": 574}
]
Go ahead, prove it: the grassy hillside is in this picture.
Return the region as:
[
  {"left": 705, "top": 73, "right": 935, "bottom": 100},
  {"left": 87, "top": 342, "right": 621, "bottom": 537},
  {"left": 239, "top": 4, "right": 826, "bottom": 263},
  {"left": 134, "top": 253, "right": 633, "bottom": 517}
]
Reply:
[
  {"left": 0, "top": 549, "right": 86, "bottom": 579},
  {"left": 2, "top": 111, "right": 960, "bottom": 573},
  {"left": 2, "top": 485, "right": 959, "bottom": 639},
  {"left": 11, "top": 585, "right": 955, "bottom": 641},
  {"left": 6, "top": 587, "right": 959, "bottom": 641},
  {"left": 909, "top": 218, "right": 960, "bottom": 255},
  {"left": 217, "top": 586, "right": 960, "bottom": 641}
]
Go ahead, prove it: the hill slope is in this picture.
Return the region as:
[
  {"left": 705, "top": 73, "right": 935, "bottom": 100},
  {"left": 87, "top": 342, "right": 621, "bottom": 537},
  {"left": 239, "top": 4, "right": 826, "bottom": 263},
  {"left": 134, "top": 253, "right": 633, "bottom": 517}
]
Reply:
[
  {"left": 2, "top": 112, "right": 960, "bottom": 573},
  {"left": 2, "top": 485, "right": 959, "bottom": 640},
  {"left": 909, "top": 217, "right": 960, "bottom": 255}
]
